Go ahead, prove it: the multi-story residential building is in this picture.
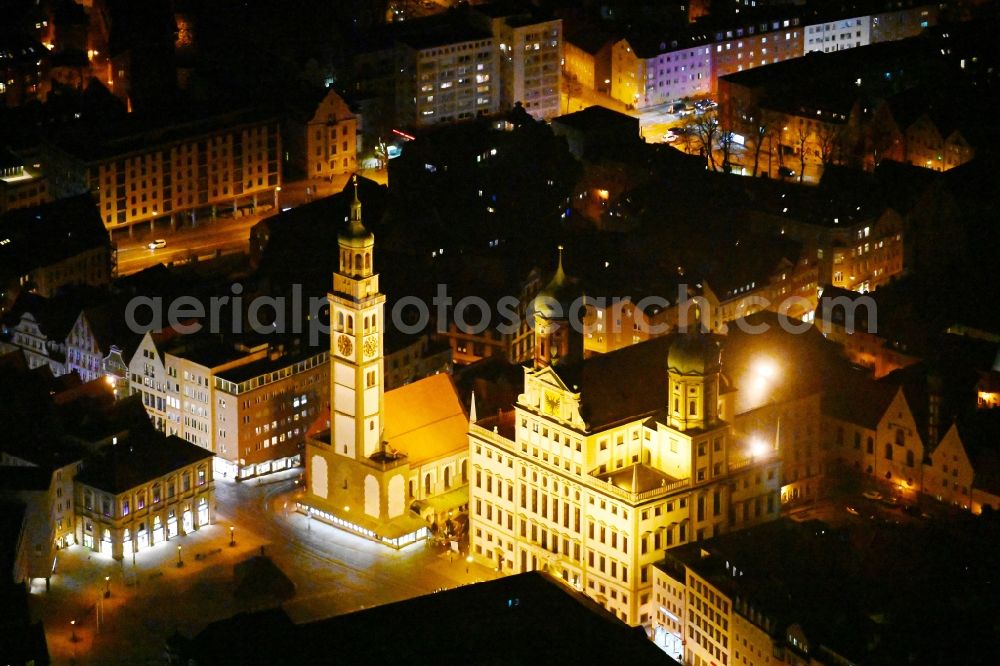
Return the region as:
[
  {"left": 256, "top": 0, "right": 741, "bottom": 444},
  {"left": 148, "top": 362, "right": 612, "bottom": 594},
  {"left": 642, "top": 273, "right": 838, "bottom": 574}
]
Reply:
[
  {"left": 469, "top": 311, "right": 781, "bottom": 626},
  {"left": 824, "top": 374, "right": 924, "bottom": 497},
  {"left": 0, "top": 32, "right": 47, "bottom": 107},
  {"left": 923, "top": 411, "right": 1000, "bottom": 514},
  {"left": 0, "top": 194, "right": 113, "bottom": 314},
  {"left": 745, "top": 193, "right": 905, "bottom": 294},
  {"left": 815, "top": 285, "right": 922, "bottom": 378},
  {"left": 710, "top": 14, "right": 803, "bottom": 88},
  {"left": 128, "top": 331, "right": 328, "bottom": 479},
  {"left": 301, "top": 182, "right": 470, "bottom": 547},
  {"left": 562, "top": 24, "right": 615, "bottom": 95},
  {"left": 212, "top": 346, "right": 329, "bottom": 479},
  {"left": 0, "top": 150, "right": 47, "bottom": 214},
  {"left": 395, "top": 25, "right": 499, "bottom": 127},
  {"left": 803, "top": 14, "right": 871, "bottom": 55},
  {"left": 903, "top": 112, "right": 974, "bottom": 172},
  {"left": 611, "top": 32, "right": 713, "bottom": 109},
  {"left": 870, "top": 3, "right": 938, "bottom": 43},
  {"left": 44, "top": 108, "right": 281, "bottom": 234},
  {"left": 75, "top": 431, "right": 214, "bottom": 561},
  {"left": 305, "top": 89, "right": 358, "bottom": 181},
  {"left": 471, "top": 3, "right": 562, "bottom": 119}
]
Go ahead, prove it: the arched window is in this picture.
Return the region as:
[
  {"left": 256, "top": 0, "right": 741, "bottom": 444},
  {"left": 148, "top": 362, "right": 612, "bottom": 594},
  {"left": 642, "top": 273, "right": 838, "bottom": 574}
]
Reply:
[
  {"left": 866, "top": 436, "right": 874, "bottom": 454},
  {"left": 461, "top": 459, "right": 468, "bottom": 483},
  {"left": 355, "top": 253, "right": 362, "bottom": 271},
  {"left": 336, "top": 312, "right": 344, "bottom": 332},
  {"left": 895, "top": 429, "right": 905, "bottom": 446},
  {"left": 347, "top": 316, "right": 354, "bottom": 333},
  {"left": 444, "top": 467, "right": 451, "bottom": 490},
  {"left": 408, "top": 480, "right": 414, "bottom": 498},
  {"left": 884, "top": 443, "right": 893, "bottom": 461},
  {"left": 364, "top": 316, "right": 369, "bottom": 332},
  {"left": 365, "top": 253, "right": 371, "bottom": 270},
  {"left": 424, "top": 473, "right": 432, "bottom": 495}
]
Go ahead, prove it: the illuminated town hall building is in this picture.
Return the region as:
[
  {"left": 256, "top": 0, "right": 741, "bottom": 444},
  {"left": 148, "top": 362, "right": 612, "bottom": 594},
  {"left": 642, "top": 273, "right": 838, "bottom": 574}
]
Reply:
[
  {"left": 469, "top": 260, "right": 780, "bottom": 626},
  {"left": 301, "top": 179, "right": 469, "bottom": 547}
]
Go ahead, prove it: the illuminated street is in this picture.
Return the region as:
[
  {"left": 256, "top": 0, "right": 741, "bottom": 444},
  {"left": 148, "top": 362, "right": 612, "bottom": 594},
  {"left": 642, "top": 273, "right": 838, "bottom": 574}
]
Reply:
[{"left": 35, "top": 470, "right": 495, "bottom": 664}]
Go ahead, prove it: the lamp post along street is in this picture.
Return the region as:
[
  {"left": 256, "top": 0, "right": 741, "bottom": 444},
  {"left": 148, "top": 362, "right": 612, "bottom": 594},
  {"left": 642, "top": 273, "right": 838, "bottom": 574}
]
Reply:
[
  {"left": 229, "top": 526, "right": 236, "bottom": 547},
  {"left": 177, "top": 545, "right": 183, "bottom": 568}
]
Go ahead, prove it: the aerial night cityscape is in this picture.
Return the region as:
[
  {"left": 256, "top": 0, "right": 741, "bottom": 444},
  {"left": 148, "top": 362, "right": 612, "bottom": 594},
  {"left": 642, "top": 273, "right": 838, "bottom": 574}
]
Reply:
[{"left": 1, "top": 0, "right": 999, "bottom": 664}]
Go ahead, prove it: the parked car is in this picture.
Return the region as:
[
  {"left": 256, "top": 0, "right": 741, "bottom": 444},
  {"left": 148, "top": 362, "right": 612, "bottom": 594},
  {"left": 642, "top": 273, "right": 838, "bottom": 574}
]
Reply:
[{"left": 147, "top": 238, "right": 167, "bottom": 250}]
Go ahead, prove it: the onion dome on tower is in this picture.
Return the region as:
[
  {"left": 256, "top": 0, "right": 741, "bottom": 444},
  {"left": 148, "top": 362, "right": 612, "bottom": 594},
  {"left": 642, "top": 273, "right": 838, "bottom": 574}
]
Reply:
[
  {"left": 666, "top": 321, "right": 722, "bottom": 432},
  {"left": 338, "top": 174, "right": 375, "bottom": 249},
  {"left": 531, "top": 246, "right": 583, "bottom": 369}
]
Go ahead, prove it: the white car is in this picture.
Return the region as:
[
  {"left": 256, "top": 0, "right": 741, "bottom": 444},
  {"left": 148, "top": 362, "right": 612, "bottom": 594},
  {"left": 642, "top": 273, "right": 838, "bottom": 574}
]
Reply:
[{"left": 148, "top": 239, "right": 167, "bottom": 250}]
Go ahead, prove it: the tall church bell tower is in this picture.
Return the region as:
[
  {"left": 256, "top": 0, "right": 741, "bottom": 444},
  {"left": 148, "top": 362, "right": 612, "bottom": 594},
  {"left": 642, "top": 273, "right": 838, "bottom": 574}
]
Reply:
[{"left": 329, "top": 176, "right": 386, "bottom": 460}]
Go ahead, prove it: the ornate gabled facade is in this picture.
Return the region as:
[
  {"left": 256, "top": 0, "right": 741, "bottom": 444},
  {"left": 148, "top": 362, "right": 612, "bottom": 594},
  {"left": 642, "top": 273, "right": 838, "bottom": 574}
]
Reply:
[
  {"left": 469, "top": 293, "right": 780, "bottom": 627},
  {"left": 301, "top": 177, "right": 470, "bottom": 548}
]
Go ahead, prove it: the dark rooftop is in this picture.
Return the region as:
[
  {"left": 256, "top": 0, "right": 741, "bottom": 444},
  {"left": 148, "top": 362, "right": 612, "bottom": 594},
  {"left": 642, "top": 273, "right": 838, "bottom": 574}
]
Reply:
[
  {"left": 75, "top": 433, "right": 213, "bottom": 495},
  {"left": 186, "top": 572, "right": 677, "bottom": 665},
  {"left": 0, "top": 195, "right": 110, "bottom": 283}
]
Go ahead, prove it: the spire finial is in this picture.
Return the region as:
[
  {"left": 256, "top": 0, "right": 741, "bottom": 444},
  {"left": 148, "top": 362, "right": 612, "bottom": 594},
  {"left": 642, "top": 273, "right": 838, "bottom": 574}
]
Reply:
[
  {"left": 350, "top": 174, "right": 362, "bottom": 224},
  {"left": 555, "top": 245, "right": 566, "bottom": 281}
]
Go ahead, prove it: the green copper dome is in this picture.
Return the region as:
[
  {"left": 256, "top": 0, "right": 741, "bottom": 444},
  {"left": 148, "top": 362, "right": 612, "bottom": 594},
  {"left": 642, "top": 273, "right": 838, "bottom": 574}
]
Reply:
[
  {"left": 532, "top": 246, "right": 579, "bottom": 320},
  {"left": 668, "top": 327, "right": 721, "bottom": 375}
]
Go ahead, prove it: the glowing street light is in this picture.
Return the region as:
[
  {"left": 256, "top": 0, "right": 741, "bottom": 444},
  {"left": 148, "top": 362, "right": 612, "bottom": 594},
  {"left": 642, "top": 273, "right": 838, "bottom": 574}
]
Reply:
[
  {"left": 229, "top": 526, "right": 235, "bottom": 547},
  {"left": 104, "top": 575, "right": 111, "bottom": 598},
  {"left": 176, "top": 545, "right": 184, "bottom": 568},
  {"left": 70, "top": 619, "right": 78, "bottom": 643}
]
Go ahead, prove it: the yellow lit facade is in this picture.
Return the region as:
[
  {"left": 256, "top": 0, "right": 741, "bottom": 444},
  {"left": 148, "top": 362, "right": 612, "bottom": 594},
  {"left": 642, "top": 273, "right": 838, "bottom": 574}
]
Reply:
[
  {"left": 302, "top": 182, "right": 470, "bottom": 546},
  {"left": 469, "top": 331, "right": 780, "bottom": 626},
  {"left": 307, "top": 89, "right": 357, "bottom": 180},
  {"left": 45, "top": 112, "right": 281, "bottom": 232}
]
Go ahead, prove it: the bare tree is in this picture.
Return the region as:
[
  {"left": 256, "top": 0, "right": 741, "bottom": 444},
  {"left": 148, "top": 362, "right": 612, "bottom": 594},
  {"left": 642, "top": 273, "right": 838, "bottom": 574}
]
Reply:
[
  {"left": 717, "top": 129, "right": 735, "bottom": 174},
  {"left": 684, "top": 110, "right": 721, "bottom": 171},
  {"left": 749, "top": 109, "right": 775, "bottom": 178},
  {"left": 796, "top": 124, "right": 809, "bottom": 183},
  {"left": 817, "top": 121, "right": 846, "bottom": 168}
]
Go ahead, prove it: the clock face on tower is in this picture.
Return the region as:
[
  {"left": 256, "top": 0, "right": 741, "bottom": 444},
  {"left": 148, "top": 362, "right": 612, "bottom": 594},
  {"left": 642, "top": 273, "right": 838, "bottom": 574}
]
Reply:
[
  {"left": 337, "top": 334, "right": 353, "bottom": 357},
  {"left": 363, "top": 335, "right": 378, "bottom": 359}
]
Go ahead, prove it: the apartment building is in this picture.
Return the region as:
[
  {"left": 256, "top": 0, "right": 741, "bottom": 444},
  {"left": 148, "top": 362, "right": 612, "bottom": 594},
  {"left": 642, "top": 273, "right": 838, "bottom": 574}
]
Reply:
[
  {"left": 128, "top": 332, "right": 328, "bottom": 479},
  {"left": 611, "top": 34, "right": 713, "bottom": 109},
  {"left": 710, "top": 16, "right": 803, "bottom": 87},
  {"left": 396, "top": 26, "right": 499, "bottom": 127},
  {"left": 305, "top": 89, "right": 358, "bottom": 181},
  {"left": 803, "top": 15, "right": 870, "bottom": 54},
  {"left": 213, "top": 347, "right": 329, "bottom": 479},
  {"left": 44, "top": 108, "right": 281, "bottom": 233},
  {"left": 469, "top": 326, "right": 781, "bottom": 627},
  {"left": 471, "top": 4, "right": 562, "bottom": 119}
]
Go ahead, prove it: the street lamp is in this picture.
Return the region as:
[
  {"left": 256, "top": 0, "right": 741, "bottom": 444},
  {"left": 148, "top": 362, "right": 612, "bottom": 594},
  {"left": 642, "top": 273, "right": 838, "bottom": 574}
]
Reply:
[
  {"left": 229, "top": 526, "right": 235, "bottom": 547},
  {"left": 70, "top": 619, "right": 78, "bottom": 643},
  {"left": 274, "top": 186, "right": 281, "bottom": 209},
  {"left": 104, "top": 575, "right": 111, "bottom": 598},
  {"left": 176, "top": 545, "right": 183, "bottom": 568}
]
